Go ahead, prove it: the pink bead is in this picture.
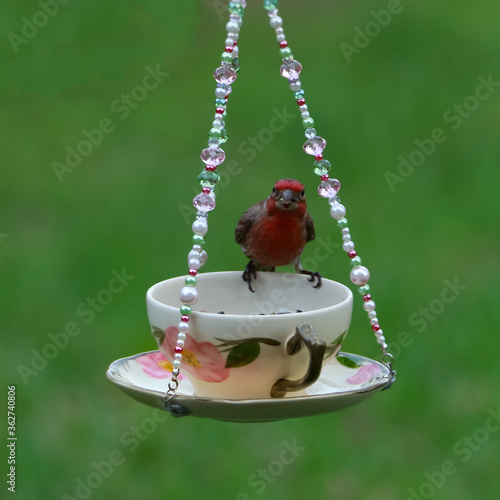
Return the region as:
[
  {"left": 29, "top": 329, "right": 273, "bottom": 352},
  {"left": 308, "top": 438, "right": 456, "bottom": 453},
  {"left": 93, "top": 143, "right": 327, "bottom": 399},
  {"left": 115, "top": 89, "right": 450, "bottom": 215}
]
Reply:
[
  {"left": 318, "top": 178, "right": 341, "bottom": 198},
  {"left": 279, "top": 41, "right": 288, "bottom": 48},
  {"left": 297, "top": 98, "right": 306, "bottom": 106},
  {"left": 175, "top": 346, "right": 183, "bottom": 354},
  {"left": 200, "top": 147, "right": 225, "bottom": 165},
  {"left": 181, "top": 315, "right": 190, "bottom": 323},
  {"left": 372, "top": 324, "right": 381, "bottom": 332},
  {"left": 213, "top": 65, "right": 237, "bottom": 85},
  {"left": 348, "top": 251, "right": 357, "bottom": 258},
  {"left": 280, "top": 59, "right": 302, "bottom": 81},
  {"left": 363, "top": 294, "right": 372, "bottom": 302},
  {"left": 189, "top": 269, "right": 198, "bottom": 276},
  {"left": 303, "top": 136, "right": 326, "bottom": 156}
]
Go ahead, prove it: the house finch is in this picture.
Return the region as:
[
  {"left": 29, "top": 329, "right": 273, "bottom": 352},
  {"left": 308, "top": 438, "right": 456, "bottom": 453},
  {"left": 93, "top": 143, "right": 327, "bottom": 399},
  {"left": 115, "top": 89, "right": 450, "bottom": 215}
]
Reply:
[{"left": 235, "top": 178, "right": 321, "bottom": 292}]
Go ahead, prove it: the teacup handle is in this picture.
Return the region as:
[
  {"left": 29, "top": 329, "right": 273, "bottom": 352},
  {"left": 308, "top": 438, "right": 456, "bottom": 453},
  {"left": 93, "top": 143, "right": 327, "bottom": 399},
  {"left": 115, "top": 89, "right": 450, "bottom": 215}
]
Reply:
[{"left": 270, "top": 322, "right": 326, "bottom": 398}]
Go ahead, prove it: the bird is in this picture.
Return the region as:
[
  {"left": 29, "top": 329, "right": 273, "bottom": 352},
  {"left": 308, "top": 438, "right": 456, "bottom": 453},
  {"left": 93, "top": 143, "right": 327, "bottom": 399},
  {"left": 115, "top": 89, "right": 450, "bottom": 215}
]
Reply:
[{"left": 235, "top": 178, "right": 322, "bottom": 292}]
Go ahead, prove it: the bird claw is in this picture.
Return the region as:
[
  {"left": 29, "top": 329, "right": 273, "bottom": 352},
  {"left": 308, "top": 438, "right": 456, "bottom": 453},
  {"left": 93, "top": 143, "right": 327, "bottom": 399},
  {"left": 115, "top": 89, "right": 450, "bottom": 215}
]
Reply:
[
  {"left": 242, "top": 262, "right": 257, "bottom": 293},
  {"left": 301, "top": 271, "right": 322, "bottom": 289}
]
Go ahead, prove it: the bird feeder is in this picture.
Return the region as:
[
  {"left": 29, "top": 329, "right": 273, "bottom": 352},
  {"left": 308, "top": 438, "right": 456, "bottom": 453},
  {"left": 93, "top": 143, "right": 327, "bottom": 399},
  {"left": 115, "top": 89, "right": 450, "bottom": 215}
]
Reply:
[{"left": 107, "top": 0, "right": 396, "bottom": 423}]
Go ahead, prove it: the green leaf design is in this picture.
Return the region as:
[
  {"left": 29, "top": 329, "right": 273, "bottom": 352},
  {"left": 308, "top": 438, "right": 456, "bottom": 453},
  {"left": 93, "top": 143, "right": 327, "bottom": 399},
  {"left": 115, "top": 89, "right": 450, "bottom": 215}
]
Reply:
[
  {"left": 225, "top": 342, "right": 261, "bottom": 369},
  {"left": 151, "top": 326, "right": 165, "bottom": 345},
  {"left": 323, "top": 331, "right": 347, "bottom": 360},
  {"left": 337, "top": 354, "right": 362, "bottom": 369}
]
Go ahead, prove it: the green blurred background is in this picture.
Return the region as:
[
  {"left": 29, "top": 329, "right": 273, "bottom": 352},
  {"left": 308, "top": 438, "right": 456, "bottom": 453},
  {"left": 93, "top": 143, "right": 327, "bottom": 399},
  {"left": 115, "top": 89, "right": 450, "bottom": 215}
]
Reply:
[{"left": 2, "top": 0, "right": 499, "bottom": 498}]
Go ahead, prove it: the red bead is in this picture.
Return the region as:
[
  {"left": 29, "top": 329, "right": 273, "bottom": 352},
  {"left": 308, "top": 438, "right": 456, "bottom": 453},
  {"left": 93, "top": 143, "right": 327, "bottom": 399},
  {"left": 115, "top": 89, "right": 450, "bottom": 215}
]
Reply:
[
  {"left": 372, "top": 324, "right": 381, "bottom": 332},
  {"left": 279, "top": 41, "right": 288, "bottom": 48},
  {"left": 233, "top": 40, "right": 238, "bottom": 46},
  {"left": 181, "top": 315, "right": 190, "bottom": 323},
  {"left": 189, "top": 269, "right": 198, "bottom": 276},
  {"left": 225, "top": 46, "right": 233, "bottom": 53},
  {"left": 315, "top": 154, "right": 323, "bottom": 161},
  {"left": 363, "top": 294, "right": 372, "bottom": 302},
  {"left": 202, "top": 187, "right": 211, "bottom": 194},
  {"left": 320, "top": 174, "right": 329, "bottom": 181},
  {"left": 297, "top": 98, "right": 306, "bottom": 106},
  {"left": 216, "top": 107, "right": 225, "bottom": 114},
  {"left": 348, "top": 251, "right": 357, "bottom": 258},
  {"left": 206, "top": 165, "right": 217, "bottom": 171},
  {"left": 175, "top": 346, "right": 183, "bottom": 354}
]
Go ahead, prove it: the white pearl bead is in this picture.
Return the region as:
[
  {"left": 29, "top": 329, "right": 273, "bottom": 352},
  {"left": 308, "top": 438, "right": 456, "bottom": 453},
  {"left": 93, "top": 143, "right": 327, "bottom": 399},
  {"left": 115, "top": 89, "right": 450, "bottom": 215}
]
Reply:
[
  {"left": 342, "top": 233, "right": 351, "bottom": 242},
  {"left": 232, "top": 45, "right": 239, "bottom": 57},
  {"left": 270, "top": 16, "right": 283, "bottom": 28},
  {"left": 178, "top": 323, "right": 188, "bottom": 333},
  {"left": 377, "top": 336, "right": 386, "bottom": 345},
  {"left": 367, "top": 311, "right": 377, "bottom": 320},
  {"left": 174, "top": 353, "right": 182, "bottom": 361},
  {"left": 188, "top": 257, "right": 200, "bottom": 270},
  {"left": 375, "top": 329, "right": 384, "bottom": 337},
  {"left": 343, "top": 241, "right": 355, "bottom": 252},
  {"left": 341, "top": 227, "right": 350, "bottom": 236},
  {"left": 226, "top": 21, "right": 239, "bottom": 33},
  {"left": 199, "top": 250, "right": 208, "bottom": 267},
  {"left": 276, "top": 33, "right": 286, "bottom": 42},
  {"left": 275, "top": 27, "right": 284, "bottom": 36},
  {"left": 192, "top": 245, "right": 202, "bottom": 253},
  {"left": 225, "top": 38, "right": 234, "bottom": 46},
  {"left": 192, "top": 219, "right": 208, "bottom": 236},
  {"left": 173, "top": 359, "right": 181, "bottom": 368},
  {"left": 363, "top": 300, "right": 376, "bottom": 312},
  {"left": 215, "top": 87, "right": 227, "bottom": 99},
  {"left": 176, "top": 340, "right": 185, "bottom": 347},
  {"left": 177, "top": 331, "right": 187, "bottom": 340},
  {"left": 300, "top": 111, "right": 310, "bottom": 119},
  {"left": 370, "top": 317, "right": 379, "bottom": 325},
  {"left": 298, "top": 104, "right": 308, "bottom": 112},
  {"left": 289, "top": 81, "right": 301, "bottom": 91},
  {"left": 330, "top": 203, "right": 346, "bottom": 220},
  {"left": 180, "top": 286, "right": 198, "bottom": 305},
  {"left": 350, "top": 265, "right": 370, "bottom": 286}
]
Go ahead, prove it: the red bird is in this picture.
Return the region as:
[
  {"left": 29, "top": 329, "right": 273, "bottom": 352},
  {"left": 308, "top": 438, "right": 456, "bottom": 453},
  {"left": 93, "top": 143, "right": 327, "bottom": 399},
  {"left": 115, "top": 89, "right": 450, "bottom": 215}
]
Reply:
[{"left": 235, "top": 178, "right": 321, "bottom": 292}]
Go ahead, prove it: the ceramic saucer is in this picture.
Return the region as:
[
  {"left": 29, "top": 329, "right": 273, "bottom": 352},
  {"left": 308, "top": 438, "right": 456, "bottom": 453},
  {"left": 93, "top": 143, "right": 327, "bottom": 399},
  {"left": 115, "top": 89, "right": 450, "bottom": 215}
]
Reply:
[{"left": 106, "top": 350, "right": 392, "bottom": 423}]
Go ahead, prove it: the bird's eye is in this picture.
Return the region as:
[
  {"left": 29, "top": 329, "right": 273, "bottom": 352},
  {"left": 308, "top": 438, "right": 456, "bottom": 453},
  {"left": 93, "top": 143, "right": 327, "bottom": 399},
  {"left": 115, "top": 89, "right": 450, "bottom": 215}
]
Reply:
[
  {"left": 300, "top": 189, "right": 305, "bottom": 197},
  {"left": 273, "top": 187, "right": 278, "bottom": 196}
]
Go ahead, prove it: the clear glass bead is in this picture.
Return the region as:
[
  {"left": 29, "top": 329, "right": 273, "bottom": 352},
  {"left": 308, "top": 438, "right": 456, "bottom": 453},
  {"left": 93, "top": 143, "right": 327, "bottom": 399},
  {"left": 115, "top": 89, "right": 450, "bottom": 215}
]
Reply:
[
  {"left": 318, "top": 178, "right": 341, "bottom": 198},
  {"left": 214, "top": 65, "right": 237, "bottom": 85},
  {"left": 200, "top": 147, "right": 225, "bottom": 165},
  {"left": 305, "top": 127, "right": 317, "bottom": 139},
  {"left": 303, "top": 136, "right": 326, "bottom": 155},
  {"left": 280, "top": 59, "right": 302, "bottom": 81}
]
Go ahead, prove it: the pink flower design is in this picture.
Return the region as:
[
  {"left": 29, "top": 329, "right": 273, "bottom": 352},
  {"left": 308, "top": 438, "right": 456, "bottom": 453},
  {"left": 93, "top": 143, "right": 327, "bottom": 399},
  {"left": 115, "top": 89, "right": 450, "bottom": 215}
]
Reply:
[
  {"left": 346, "top": 363, "right": 382, "bottom": 385},
  {"left": 136, "top": 351, "right": 186, "bottom": 380},
  {"left": 162, "top": 327, "right": 230, "bottom": 383}
]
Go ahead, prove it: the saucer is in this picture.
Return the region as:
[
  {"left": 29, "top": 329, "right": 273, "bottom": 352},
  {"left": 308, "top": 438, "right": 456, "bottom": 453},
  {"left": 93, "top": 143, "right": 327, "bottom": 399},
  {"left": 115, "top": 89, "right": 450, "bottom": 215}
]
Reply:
[{"left": 106, "top": 350, "right": 392, "bottom": 423}]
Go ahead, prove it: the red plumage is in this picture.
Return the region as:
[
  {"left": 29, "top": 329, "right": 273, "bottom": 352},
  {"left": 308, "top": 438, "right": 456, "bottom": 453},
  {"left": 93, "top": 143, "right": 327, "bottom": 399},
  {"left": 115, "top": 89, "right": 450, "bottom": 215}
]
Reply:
[{"left": 235, "top": 178, "right": 321, "bottom": 291}]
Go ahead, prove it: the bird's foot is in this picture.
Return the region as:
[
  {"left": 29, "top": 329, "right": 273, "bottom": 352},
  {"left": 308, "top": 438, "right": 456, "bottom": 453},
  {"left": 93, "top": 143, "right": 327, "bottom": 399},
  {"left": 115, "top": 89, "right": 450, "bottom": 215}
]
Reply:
[
  {"left": 242, "top": 261, "right": 257, "bottom": 293},
  {"left": 300, "top": 270, "right": 322, "bottom": 289}
]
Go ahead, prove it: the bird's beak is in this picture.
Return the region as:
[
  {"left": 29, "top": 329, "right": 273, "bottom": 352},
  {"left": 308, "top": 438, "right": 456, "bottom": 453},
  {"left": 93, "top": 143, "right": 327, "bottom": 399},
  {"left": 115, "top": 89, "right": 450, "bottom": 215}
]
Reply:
[{"left": 281, "top": 189, "right": 293, "bottom": 206}]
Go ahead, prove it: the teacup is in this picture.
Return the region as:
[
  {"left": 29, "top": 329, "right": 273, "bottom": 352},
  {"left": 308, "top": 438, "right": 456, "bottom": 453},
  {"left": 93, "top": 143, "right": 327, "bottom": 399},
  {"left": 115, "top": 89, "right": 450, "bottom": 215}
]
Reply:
[{"left": 146, "top": 271, "right": 352, "bottom": 399}]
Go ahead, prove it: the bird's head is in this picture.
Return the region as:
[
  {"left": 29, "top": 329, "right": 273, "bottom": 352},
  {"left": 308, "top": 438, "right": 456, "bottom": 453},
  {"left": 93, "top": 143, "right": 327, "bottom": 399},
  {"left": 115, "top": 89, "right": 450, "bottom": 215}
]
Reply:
[{"left": 266, "top": 178, "right": 307, "bottom": 215}]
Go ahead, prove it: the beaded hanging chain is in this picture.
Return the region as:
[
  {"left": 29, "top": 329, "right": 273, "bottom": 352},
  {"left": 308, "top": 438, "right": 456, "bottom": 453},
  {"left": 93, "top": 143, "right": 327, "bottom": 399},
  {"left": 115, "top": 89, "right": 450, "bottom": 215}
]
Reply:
[{"left": 165, "top": 0, "right": 395, "bottom": 403}]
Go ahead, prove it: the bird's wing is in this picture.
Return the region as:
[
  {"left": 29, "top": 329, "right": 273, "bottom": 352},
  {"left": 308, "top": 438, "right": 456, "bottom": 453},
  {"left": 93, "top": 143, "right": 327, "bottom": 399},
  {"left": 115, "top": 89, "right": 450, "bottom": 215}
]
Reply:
[
  {"left": 235, "top": 200, "right": 265, "bottom": 245},
  {"left": 305, "top": 212, "right": 315, "bottom": 242}
]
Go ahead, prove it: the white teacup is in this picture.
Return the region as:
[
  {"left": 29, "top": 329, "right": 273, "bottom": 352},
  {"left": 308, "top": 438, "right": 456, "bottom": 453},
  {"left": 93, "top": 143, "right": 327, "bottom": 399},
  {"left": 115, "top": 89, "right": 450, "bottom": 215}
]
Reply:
[{"left": 146, "top": 271, "right": 352, "bottom": 399}]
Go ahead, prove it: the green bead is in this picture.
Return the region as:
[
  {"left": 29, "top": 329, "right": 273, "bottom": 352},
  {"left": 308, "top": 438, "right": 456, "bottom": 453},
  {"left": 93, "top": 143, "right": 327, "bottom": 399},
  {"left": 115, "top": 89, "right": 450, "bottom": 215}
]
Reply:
[
  {"left": 263, "top": 0, "right": 278, "bottom": 10},
  {"left": 294, "top": 89, "right": 305, "bottom": 100},
  {"left": 228, "top": 2, "right": 244, "bottom": 16},
  {"left": 337, "top": 218, "right": 348, "bottom": 229},
  {"left": 358, "top": 285, "right": 371, "bottom": 296},
  {"left": 280, "top": 47, "right": 292, "bottom": 58},
  {"left": 221, "top": 51, "right": 233, "bottom": 64},
  {"left": 312, "top": 159, "right": 331, "bottom": 176},
  {"left": 185, "top": 276, "right": 197, "bottom": 287},
  {"left": 192, "top": 234, "right": 205, "bottom": 247},
  {"left": 302, "top": 117, "right": 315, "bottom": 129},
  {"left": 219, "top": 128, "right": 228, "bottom": 144},
  {"left": 198, "top": 170, "right": 220, "bottom": 188},
  {"left": 232, "top": 58, "right": 240, "bottom": 72},
  {"left": 180, "top": 304, "right": 192, "bottom": 315},
  {"left": 350, "top": 256, "right": 362, "bottom": 268},
  {"left": 215, "top": 98, "right": 226, "bottom": 106},
  {"left": 208, "top": 127, "right": 222, "bottom": 139}
]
